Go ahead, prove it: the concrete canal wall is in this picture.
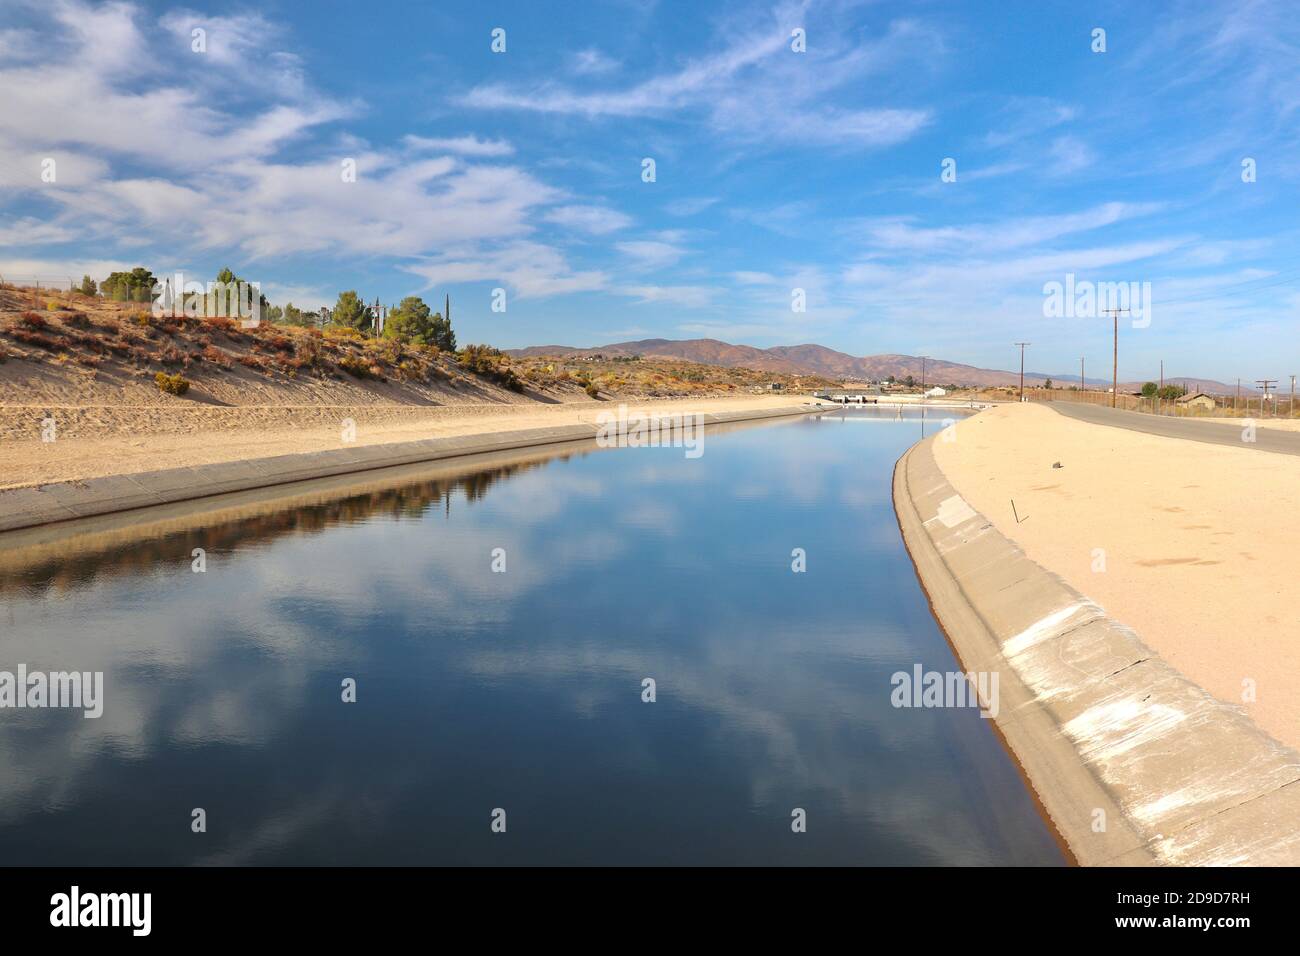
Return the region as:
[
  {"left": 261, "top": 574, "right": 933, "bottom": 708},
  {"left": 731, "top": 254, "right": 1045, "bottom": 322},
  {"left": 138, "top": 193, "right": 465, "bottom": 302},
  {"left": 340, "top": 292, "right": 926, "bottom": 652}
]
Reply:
[
  {"left": 0, "top": 404, "right": 823, "bottom": 534},
  {"left": 894, "top": 435, "right": 1300, "bottom": 866}
]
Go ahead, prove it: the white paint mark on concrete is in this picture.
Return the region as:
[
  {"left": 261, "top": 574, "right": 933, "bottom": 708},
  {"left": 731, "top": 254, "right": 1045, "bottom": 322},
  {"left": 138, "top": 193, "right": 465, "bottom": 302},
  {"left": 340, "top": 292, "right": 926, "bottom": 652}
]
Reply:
[
  {"left": 1062, "top": 697, "right": 1188, "bottom": 763},
  {"left": 1002, "top": 601, "right": 1102, "bottom": 657},
  {"left": 931, "top": 494, "right": 976, "bottom": 528}
]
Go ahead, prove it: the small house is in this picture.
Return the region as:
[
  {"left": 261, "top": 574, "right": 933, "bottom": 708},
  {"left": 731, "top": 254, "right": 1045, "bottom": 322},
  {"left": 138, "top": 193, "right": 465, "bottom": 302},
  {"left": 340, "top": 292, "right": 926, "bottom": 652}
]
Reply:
[{"left": 1176, "top": 392, "right": 1216, "bottom": 411}]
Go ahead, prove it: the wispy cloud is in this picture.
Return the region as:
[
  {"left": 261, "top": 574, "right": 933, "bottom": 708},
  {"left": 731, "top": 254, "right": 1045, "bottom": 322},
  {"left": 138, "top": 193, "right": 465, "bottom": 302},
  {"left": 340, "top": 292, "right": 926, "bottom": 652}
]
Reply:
[{"left": 462, "top": 4, "right": 936, "bottom": 148}]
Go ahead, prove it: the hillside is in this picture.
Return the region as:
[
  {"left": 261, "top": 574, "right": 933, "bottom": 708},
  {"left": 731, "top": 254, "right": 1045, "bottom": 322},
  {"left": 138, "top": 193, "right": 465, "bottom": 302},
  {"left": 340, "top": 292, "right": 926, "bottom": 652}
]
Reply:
[
  {"left": 507, "top": 338, "right": 1252, "bottom": 394},
  {"left": 0, "top": 287, "right": 829, "bottom": 444}
]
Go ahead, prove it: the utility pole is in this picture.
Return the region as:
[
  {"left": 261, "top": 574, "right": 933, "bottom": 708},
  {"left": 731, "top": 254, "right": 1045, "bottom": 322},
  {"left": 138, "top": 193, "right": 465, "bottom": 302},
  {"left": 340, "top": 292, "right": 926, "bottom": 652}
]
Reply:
[
  {"left": 921, "top": 356, "right": 928, "bottom": 392},
  {"left": 1257, "top": 379, "right": 1278, "bottom": 418},
  {"left": 1014, "top": 343, "right": 1031, "bottom": 402},
  {"left": 1101, "top": 308, "right": 1129, "bottom": 408},
  {"left": 1080, "top": 357, "right": 1085, "bottom": 393}
]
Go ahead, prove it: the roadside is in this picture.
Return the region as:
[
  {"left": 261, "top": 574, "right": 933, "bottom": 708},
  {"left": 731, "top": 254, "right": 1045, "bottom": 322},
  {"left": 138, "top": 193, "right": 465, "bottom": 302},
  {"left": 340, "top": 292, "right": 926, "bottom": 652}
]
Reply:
[
  {"left": 1049, "top": 401, "right": 1300, "bottom": 453},
  {"left": 932, "top": 402, "right": 1300, "bottom": 752}
]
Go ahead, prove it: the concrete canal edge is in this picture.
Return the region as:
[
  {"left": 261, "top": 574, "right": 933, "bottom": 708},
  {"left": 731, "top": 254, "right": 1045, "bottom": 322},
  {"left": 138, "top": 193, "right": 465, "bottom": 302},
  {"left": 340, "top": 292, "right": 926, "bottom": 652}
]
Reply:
[
  {"left": 893, "top": 435, "right": 1300, "bottom": 866},
  {"left": 0, "top": 404, "right": 824, "bottom": 535}
]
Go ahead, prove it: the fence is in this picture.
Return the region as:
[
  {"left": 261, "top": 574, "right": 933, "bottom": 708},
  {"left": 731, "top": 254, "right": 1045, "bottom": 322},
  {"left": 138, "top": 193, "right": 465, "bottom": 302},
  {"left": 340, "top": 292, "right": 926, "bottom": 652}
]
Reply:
[
  {"left": 1025, "top": 388, "right": 1297, "bottom": 420},
  {"left": 0, "top": 275, "right": 75, "bottom": 292}
]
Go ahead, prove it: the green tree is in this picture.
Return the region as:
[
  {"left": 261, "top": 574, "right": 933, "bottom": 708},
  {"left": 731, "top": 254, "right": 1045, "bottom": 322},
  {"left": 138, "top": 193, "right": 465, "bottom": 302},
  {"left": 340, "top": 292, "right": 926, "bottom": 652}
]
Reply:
[
  {"left": 1157, "top": 384, "right": 1186, "bottom": 400},
  {"left": 382, "top": 295, "right": 456, "bottom": 349},
  {"left": 101, "top": 267, "right": 157, "bottom": 302},
  {"left": 280, "top": 302, "right": 308, "bottom": 326},
  {"left": 1141, "top": 381, "right": 1158, "bottom": 397},
  {"left": 1044, "top": 378, "right": 1053, "bottom": 389},
  {"left": 79, "top": 275, "right": 98, "bottom": 296},
  {"left": 332, "top": 290, "right": 372, "bottom": 331},
  {"left": 209, "top": 266, "right": 269, "bottom": 317}
]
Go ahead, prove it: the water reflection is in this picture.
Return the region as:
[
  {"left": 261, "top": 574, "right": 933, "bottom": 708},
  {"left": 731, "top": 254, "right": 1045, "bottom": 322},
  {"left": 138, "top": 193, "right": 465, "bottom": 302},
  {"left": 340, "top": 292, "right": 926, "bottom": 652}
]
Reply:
[{"left": 0, "top": 408, "right": 1063, "bottom": 865}]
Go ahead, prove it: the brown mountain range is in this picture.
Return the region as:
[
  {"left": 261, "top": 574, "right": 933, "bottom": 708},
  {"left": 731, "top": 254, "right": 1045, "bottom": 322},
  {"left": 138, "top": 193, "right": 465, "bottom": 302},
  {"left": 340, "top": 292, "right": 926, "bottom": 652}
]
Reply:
[{"left": 506, "top": 338, "right": 1250, "bottom": 394}]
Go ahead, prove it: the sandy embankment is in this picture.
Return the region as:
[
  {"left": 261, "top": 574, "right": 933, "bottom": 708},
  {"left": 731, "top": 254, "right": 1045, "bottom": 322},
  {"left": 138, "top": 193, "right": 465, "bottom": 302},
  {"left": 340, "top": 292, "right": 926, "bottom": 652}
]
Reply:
[
  {"left": 0, "top": 395, "right": 806, "bottom": 490},
  {"left": 933, "top": 403, "right": 1300, "bottom": 752}
]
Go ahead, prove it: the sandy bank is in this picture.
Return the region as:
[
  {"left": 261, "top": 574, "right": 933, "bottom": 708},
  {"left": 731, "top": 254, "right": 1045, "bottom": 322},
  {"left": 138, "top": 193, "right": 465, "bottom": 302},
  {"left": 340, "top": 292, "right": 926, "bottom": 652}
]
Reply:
[
  {"left": 0, "top": 395, "right": 805, "bottom": 491},
  {"left": 933, "top": 402, "right": 1300, "bottom": 752}
]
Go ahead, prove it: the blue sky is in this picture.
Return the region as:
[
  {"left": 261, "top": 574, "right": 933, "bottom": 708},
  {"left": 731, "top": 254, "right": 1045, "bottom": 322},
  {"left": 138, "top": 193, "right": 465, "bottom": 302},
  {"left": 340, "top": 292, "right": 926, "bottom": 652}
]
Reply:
[{"left": 2, "top": 0, "right": 1299, "bottom": 381}]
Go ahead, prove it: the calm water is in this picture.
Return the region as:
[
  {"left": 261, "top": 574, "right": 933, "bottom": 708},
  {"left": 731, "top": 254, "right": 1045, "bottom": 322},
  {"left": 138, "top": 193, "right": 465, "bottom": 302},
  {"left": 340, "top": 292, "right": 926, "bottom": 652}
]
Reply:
[{"left": 0, "top": 408, "right": 1064, "bottom": 865}]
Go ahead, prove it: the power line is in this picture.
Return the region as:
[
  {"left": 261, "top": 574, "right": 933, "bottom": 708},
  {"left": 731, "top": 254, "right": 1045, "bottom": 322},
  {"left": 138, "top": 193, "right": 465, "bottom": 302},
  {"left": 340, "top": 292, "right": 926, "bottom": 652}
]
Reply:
[
  {"left": 1102, "top": 308, "right": 1130, "bottom": 408},
  {"left": 1014, "top": 342, "right": 1031, "bottom": 402}
]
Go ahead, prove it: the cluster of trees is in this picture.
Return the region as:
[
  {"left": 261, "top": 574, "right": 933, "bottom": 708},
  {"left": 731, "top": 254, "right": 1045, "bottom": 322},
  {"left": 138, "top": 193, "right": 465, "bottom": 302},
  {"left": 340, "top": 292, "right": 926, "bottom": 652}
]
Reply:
[
  {"left": 1140, "top": 382, "right": 1188, "bottom": 400},
  {"left": 329, "top": 290, "right": 456, "bottom": 351},
  {"left": 98, "top": 268, "right": 156, "bottom": 302},
  {"left": 77, "top": 267, "right": 458, "bottom": 352}
]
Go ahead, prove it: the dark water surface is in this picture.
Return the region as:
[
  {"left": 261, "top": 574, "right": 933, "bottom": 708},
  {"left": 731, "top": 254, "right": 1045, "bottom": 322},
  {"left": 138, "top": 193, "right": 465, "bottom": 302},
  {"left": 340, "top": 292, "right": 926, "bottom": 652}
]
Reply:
[{"left": 0, "top": 408, "right": 1065, "bottom": 865}]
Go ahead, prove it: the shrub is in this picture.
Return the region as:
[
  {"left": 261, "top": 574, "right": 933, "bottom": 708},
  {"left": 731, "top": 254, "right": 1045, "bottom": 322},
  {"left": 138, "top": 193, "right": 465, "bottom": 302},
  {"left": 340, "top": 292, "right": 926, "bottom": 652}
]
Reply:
[
  {"left": 130, "top": 311, "right": 152, "bottom": 327},
  {"left": 202, "top": 345, "right": 231, "bottom": 368},
  {"left": 296, "top": 336, "right": 322, "bottom": 366},
  {"left": 325, "top": 326, "right": 364, "bottom": 341},
  {"left": 19, "top": 311, "right": 47, "bottom": 328},
  {"left": 155, "top": 371, "right": 190, "bottom": 395},
  {"left": 338, "top": 354, "right": 380, "bottom": 379},
  {"left": 65, "top": 311, "right": 91, "bottom": 328},
  {"left": 205, "top": 316, "right": 244, "bottom": 341},
  {"left": 585, "top": 381, "right": 600, "bottom": 398},
  {"left": 8, "top": 328, "right": 68, "bottom": 351}
]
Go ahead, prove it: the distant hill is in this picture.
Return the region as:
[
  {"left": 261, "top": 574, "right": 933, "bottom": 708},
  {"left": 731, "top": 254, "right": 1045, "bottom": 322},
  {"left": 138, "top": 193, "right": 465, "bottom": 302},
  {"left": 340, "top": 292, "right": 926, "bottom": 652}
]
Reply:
[{"left": 506, "top": 338, "right": 1253, "bottom": 394}]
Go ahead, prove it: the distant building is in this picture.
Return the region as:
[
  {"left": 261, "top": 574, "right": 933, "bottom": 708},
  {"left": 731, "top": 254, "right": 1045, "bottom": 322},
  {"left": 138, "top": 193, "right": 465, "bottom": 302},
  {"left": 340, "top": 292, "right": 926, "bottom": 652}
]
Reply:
[
  {"left": 925, "top": 386, "right": 947, "bottom": 397},
  {"left": 768, "top": 382, "right": 784, "bottom": 391},
  {"left": 1177, "top": 392, "right": 1216, "bottom": 410}
]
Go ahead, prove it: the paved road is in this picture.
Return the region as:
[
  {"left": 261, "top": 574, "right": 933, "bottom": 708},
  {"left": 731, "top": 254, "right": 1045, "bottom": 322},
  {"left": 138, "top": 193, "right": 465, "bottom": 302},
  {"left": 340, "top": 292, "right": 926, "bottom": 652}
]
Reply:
[{"left": 1048, "top": 401, "right": 1300, "bottom": 457}]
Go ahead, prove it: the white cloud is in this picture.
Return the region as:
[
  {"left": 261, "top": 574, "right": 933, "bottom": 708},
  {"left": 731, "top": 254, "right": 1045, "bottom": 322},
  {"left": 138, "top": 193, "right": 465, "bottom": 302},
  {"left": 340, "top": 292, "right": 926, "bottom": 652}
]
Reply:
[
  {"left": 857, "top": 202, "right": 1164, "bottom": 255},
  {"left": 403, "top": 134, "right": 515, "bottom": 157},
  {"left": 1048, "top": 135, "right": 1097, "bottom": 174},
  {"left": 619, "top": 284, "right": 714, "bottom": 307},
  {"left": 664, "top": 196, "right": 719, "bottom": 216},
  {"left": 462, "top": 6, "right": 937, "bottom": 149},
  {"left": 544, "top": 204, "right": 633, "bottom": 234},
  {"left": 0, "top": 0, "right": 594, "bottom": 299},
  {"left": 570, "top": 48, "right": 619, "bottom": 76},
  {"left": 615, "top": 240, "right": 685, "bottom": 270},
  {"left": 403, "top": 241, "right": 608, "bottom": 299}
]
